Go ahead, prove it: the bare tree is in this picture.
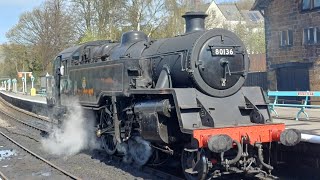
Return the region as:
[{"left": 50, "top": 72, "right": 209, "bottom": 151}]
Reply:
[
  {"left": 236, "top": 0, "right": 255, "bottom": 10},
  {"left": 6, "top": 0, "right": 77, "bottom": 72},
  {"left": 70, "top": 0, "right": 127, "bottom": 42},
  {"left": 124, "top": 0, "right": 168, "bottom": 37}
]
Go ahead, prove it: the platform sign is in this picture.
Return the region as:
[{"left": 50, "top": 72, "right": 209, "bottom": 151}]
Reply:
[
  {"left": 297, "top": 91, "right": 320, "bottom": 96},
  {"left": 297, "top": 91, "right": 315, "bottom": 96},
  {"left": 268, "top": 91, "right": 320, "bottom": 97}
]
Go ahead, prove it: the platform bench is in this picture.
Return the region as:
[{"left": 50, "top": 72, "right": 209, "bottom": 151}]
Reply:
[{"left": 268, "top": 91, "right": 320, "bottom": 120}]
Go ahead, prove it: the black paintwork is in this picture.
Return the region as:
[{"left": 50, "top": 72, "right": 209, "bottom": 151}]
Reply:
[{"left": 47, "top": 11, "right": 270, "bottom": 145}]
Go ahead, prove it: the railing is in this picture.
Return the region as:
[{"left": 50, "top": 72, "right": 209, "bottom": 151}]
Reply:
[{"left": 268, "top": 91, "right": 320, "bottom": 120}]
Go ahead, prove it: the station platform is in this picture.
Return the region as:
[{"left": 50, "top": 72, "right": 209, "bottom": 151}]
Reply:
[
  {"left": 272, "top": 107, "right": 320, "bottom": 135},
  {"left": 0, "top": 91, "right": 46, "bottom": 104},
  {"left": 0, "top": 91, "right": 47, "bottom": 116}
]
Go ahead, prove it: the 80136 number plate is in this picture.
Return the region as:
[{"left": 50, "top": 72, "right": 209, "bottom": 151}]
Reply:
[{"left": 211, "top": 48, "right": 235, "bottom": 56}]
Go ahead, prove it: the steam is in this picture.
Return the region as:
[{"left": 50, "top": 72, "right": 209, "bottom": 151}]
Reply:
[
  {"left": 41, "top": 100, "right": 98, "bottom": 156},
  {"left": 118, "top": 136, "right": 153, "bottom": 166},
  {"left": 40, "top": 99, "right": 153, "bottom": 165}
]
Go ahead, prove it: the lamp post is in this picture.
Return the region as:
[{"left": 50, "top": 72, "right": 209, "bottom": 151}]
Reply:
[
  {"left": 18, "top": 72, "right": 32, "bottom": 94},
  {"left": 22, "top": 76, "right": 25, "bottom": 93},
  {"left": 4, "top": 81, "right": 6, "bottom": 90},
  {"left": 7, "top": 79, "right": 11, "bottom": 91},
  {"left": 46, "top": 72, "right": 50, "bottom": 89},
  {"left": 31, "top": 75, "right": 34, "bottom": 89},
  {"left": 12, "top": 79, "right": 17, "bottom": 93},
  {"left": 30, "top": 75, "right": 36, "bottom": 96}
]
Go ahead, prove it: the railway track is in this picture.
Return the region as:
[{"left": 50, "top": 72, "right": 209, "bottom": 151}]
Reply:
[
  {"left": 0, "top": 96, "right": 183, "bottom": 180},
  {"left": 0, "top": 130, "right": 81, "bottom": 180},
  {"left": 0, "top": 96, "right": 49, "bottom": 122},
  {"left": 144, "top": 167, "right": 184, "bottom": 180},
  {"left": 93, "top": 150, "right": 184, "bottom": 180},
  {"left": 0, "top": 170, "right": 9, "bottom": 180},
  {"left": 0, "top": 97, "right": 56, "bottom": 134}
]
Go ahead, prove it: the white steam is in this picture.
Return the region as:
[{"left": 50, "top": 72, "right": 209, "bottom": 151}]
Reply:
[
  {"left": 41, "top": 101, "right": 98, "bottom": 156},
  {"left": 118, "top": 136, "right": 153, "bottom": 166}
]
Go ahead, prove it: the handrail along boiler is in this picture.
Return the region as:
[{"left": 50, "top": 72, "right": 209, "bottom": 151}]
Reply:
[{"left": 46, "top": 12, "right": 301, "bottom": 179}]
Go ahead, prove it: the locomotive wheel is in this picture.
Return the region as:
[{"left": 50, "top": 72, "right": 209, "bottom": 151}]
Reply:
[
  {"left": 101, "top": 134, "right": 117, "bottom": 155},
  {"left": 181, "top": 148, "right": 208, "bottom": 180},
  {"left": 99, "top": 107, "right": 117, "bottom": 155}
]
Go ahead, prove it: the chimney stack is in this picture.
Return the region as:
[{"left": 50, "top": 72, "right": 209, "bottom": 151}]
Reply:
[{"left": 182, "top": 11, "right": 208, "bottom": 33}]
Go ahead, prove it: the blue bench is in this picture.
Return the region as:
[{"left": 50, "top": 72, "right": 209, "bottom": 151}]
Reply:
[{"left": 268, "top": 91, "right": 320, "bottom": 120}]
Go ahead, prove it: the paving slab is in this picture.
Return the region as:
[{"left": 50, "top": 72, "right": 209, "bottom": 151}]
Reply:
[
  {"left": 272, "top": 107, "right": 320, "bottom": 135},
  {"left": 0, "top": 91, "right": 46, "bottom": 104}
]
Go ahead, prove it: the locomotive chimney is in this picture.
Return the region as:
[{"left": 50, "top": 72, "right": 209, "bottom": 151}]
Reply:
[{"left": 182, "top": 11, "right": 208, "bottom": 33}]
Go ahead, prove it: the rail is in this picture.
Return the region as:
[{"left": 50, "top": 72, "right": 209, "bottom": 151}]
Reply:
[
  {"left": 0, "top": 130, "right": 81, "bottom": 180},
  {"left": 268, "top": 91, "right": 320, "bottom": 120}
]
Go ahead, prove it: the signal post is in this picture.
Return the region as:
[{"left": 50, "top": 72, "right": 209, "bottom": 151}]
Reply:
[{"left": 18, "top": 72, "right": 32, "bottom": 94}]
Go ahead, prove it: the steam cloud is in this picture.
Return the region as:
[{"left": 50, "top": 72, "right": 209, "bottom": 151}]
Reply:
[
  {"left": 41, "top": 100, "right": 98, "bottom": 156},
  {"left": 118, "top": 136, "right": 153, "bottom": 166},
  {"left": 41, "top": 99, "right": 153, "bottom": 165}
]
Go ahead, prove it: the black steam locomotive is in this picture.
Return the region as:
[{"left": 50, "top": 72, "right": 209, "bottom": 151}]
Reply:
[{"left": 47, "top": 12, "right": 300, "bottom": 179}]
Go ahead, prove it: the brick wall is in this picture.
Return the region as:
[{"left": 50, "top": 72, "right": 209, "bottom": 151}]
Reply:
[{"left": 264, "top": 0, "right": 320, "bottom": 93}]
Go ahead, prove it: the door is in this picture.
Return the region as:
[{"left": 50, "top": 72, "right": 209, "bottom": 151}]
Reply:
[{"left": 276, "top": 66, "right": 310, "bottom": 104}]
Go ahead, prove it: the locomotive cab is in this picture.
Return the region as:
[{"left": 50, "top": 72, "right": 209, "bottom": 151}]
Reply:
[{"left": 46, "top": 55, "right": 62, "bottom": 107}]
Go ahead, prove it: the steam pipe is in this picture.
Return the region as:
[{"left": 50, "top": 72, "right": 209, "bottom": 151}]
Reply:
[
  {"left": 255, "top": 144, "right": 273, "bottom": 170},
  {"left": 221, "top": 140, "right": 243, "bottom": 165}
]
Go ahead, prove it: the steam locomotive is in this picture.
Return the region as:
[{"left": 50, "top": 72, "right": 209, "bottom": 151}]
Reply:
[{"left": 46, "top": 12, "right": 301, "bottom": 179}]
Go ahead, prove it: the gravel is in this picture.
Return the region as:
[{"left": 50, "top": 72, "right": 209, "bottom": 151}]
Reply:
[{"left": 0, "top": 111, "right": 154, "bottom": 180}]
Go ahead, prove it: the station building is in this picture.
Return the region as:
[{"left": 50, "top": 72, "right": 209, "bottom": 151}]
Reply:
[{"left": 252, "top": 0, "right": 320, "bottom": 94}]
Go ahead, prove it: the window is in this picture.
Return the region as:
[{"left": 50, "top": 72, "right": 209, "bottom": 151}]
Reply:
[
  {"left": 304, "top": 27, "right": 320, "bottom": 44},
  {"left": 72, "top": 51, "right": 80, "bottom": 61},
  {"left": 303, "top": 28, "right": 316, "bottom": 44},
  {"left": 248, "top": 12, "right": 261, "bottom": 22},
  {"left": 62, "top": 60, "right": 67, "bottom": 76},
  {"left": 315, "top": 0, "right": 320, "bottom": 8},
  {"left": 316, "top": 27, "right": 320, "bottom": 42},
  {"left": 280, "top": 31, "right": 287, "bottom": 47},
  {"left": 302, "top": 0, "right": 320, "bottom": 10},
  {"left": 302, "top": 0, "right": 311, "bottom": 10},
  {"left": 288, "top": 30, "right": 293, "bottom": 46},
  {"left": 280, "top": 30, "right": 293, "bottom": 47}
]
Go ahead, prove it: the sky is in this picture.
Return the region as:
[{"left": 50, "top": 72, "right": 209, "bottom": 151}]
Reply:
[
  {"left": 0, "top": 0, "right": 236, "bottom": 44},
  {"left": 0, "top": 0, "right": 45, "bottom": 43}
]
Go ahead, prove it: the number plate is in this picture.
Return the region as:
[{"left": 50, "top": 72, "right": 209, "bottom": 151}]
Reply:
[{"left": 211, "top": 48, "right": 235, "bottom": 56}]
